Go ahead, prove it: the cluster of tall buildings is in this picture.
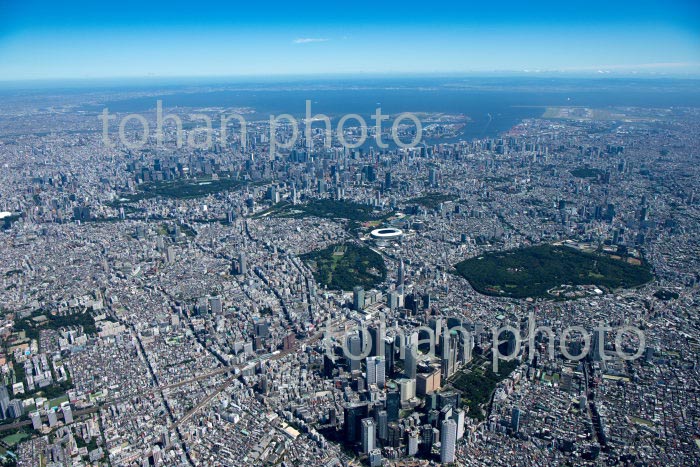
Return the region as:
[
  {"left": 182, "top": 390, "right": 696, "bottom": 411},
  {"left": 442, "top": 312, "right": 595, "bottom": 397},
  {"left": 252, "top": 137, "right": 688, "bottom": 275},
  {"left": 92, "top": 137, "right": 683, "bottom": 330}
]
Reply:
[{"left": 327, "top": 309, "right": 475, "bottom": 463}]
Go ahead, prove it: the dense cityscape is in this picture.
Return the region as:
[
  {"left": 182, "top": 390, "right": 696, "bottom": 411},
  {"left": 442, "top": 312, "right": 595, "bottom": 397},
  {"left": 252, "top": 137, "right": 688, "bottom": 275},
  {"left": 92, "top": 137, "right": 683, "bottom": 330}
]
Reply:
[{"left": 0, "top": 81, "right": 697, "bottom": 467}]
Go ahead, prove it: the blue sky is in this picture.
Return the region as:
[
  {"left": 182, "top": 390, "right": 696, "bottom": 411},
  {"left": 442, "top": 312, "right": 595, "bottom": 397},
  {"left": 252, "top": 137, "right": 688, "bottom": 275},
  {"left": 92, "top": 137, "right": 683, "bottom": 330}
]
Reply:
[{"left": 0, "top": 0, "right": 699, "bottom": 80}]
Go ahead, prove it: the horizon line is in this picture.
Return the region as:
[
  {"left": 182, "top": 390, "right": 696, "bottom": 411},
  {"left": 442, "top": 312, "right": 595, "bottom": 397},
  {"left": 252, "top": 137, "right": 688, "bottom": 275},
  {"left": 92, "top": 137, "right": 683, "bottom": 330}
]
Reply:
[{"left": 2, "top": 69, "right": 700, "bottom": 87}]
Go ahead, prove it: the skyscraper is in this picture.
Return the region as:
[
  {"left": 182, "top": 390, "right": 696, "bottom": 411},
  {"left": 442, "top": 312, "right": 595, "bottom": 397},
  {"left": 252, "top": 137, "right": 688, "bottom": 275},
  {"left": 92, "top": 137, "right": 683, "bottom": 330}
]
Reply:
[
  {"left": 511, "top": 407, "right": 521, "bottom": 433},
  {"left": 166, "top": 245, "right": 176, "bottom": 264},
  {"left": 30, "top": 411, "right": 42, "bottom": 430},
  {"left": 361, "top": 417, "right": 376, "bottom": 453},
  {"left": 429, "top": 317, "right": 442, "bottom": 349},
  {"left": 353, "top": 286, "right": 365, "bottom": 311},
  {"left": 384, "top": 337, "right": 395, "bottom": 375},
  {"left": 405, "top": 344, "right": 417, "bottom": 379},
  {"left": 407, "top": 431, "right": 419, "bottom": 456},
  {"left": 47, "top": 408, "right": 58, "bottom": 427},
  {"left": 366, "top": 356, "right": 385, "bottom": 388},
  {"left": 441, "top": 330, "right": 458, "bottom": 380},
  {"left": 453, "top": 408, "right": 466, "bottom": 439},
  {"left": 377, "top": 410, "right": 388, "bottom": 440},
  {"left": 238, "top": 252, "right": 247, "bottom": 275},
  {"left": 386, "top": 390, "right": 400, "bottom": 422},
  {"left": 0, "top": 386, "right": 10, "bottom": 419},
  {"left": 368, "top": 322, "right": 385, "bottom": 357},
  {"left": 388, "top": 291, "right": 400, "bottom": 310},
  {"left": 387, "top": 422, "right": 403, "bottom": 448},
  {"left": 254, "top": 321, "right": 270, "bottom": 339},
  {"left": 420, "top": 424, "right": 434, "bottom": 455},
  {"left": 347, "top": 333, "right": 362, "bottom": 371},
  {"left": 7, "top": 400, "right": 23, "bottom": 419},
  {"left": 416, "top": 367, "right": 441, "bottom": 396},
  {"left": 459, "top": 330, "right": 474, "bottom": 365},
  {"left": 440, "top": 418, "right": 457, "bottom": 463},
  {"left": 398, "top": 378, "right": 416, "bottom": 401},
  {"left": 63, "top": 405, "right": 74, "bottom": 424},
  {"left": 344, "top": 403, "right": 368, "bottom": 443},
  {"left": 438, "top": 391, "right": 461, "bottom": 411},
  {"left": 429, "top": 167, "right": 438, "bottom": 187}
]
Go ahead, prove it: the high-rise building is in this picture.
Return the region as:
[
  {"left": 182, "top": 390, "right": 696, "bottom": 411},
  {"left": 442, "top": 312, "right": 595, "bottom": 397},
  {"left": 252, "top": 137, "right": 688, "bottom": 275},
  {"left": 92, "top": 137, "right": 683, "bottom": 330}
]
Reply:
[
  {"left": 407, "top": 431, "right": 419, "bottom": 456},
  {"left": 592, "top": 327, "right": 605, "bottom": 361},
  {"left": 323, "top": 354, "right": 337, "bottom": 378},
  {"left": 0, "top": 386, "right": 10, "bottom": 420},
  {"left": 353, "top": 286, "right": 365, "bottom": 311},
  {"left": 441, "top": 330, "right": 459, "bottom": 380},
  {"left": 416, "top": 368, "right": 441, "bottom": 396},
  {"left": 47, "top": 408, "right": 58, "bottom": 427},
  {"left": 420, "top": 424, "right": 434, "bottom": 454},
  {"left": 386, "top": 391, "right": 400, "bottom": 422},
  {"left": 344, "top": 403, "right": 368, "bottom": 443},
  {"left": 438, "top": 391, "right": 461, "bottom": 411},
  {"left": 165, "top": 245, "right": 176, "bottom": 264},
  {"left": 404, "top": 344, "right": 417, "bottom": 379},
  {"left": 30, "top": 411, "right": 42, "bottom": 430},
  {"left": 238, "top": 252, "right": 247, "bottom": 275},
  {"left": 254, "top": 321, "right": 270, "bottom": 339},
  {"left": 388, "top": 291, "right": 400, "bottom": 310},
  {"left": 347, "top": 333, "right": 362, "bottom": 371},
  {"left": 368, "top": 322, "right": 385, "bottom": 357},
  {"left": 63, "top": 405, "right": 74, "bottom": 424},
  {"left": 398, "top": 378, "right": 416, "bottom": 401},
  {"left": 453, "top": 408, "right": 466, "bottom": 439},
  {"left": 387, "top": 422, "right": 402, "bottom": 448},
  {"left": 440, "top": 405, "right": 454, "bottom": 425},
  {"left": 440, "top": 419, "right": 457, "bottom": 463},
  {"left": 161, "top": 430, "right": 172, "bottom": 448},
  {"left": 511, "top": 407, "right": 521, "bottom": 433},
  {"left": 7, "top": 399, "right": 22, "bottom": 419},
  {"left": 459, "top": 330, "right": 474, "bottom": 365},
  {"left": 366, "top": 356, "right": 385, "bottom": 388},
  {"left": 429, "top": 167, "right": 438, "bottom": 187},
  {"left": 361, "top": 418, "right": 376, "bottom": 453},
  {"left": 429, "top": 317, "right": 442, "bottom": 349},
  {"left": 384, "top": 337, "right": 395, "bottom": 375},
  {"left": 377, "top": 410, "right": 388, "bottom": 440}
]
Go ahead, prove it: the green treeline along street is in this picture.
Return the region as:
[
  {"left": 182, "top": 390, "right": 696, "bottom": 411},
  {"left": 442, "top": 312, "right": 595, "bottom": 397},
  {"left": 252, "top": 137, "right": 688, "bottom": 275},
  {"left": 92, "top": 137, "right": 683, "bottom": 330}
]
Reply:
[
  {"left": 300, "top": 243, "right": 386, "bottom": 291},
  {"left": 454, "top": 244, "right": 653, "bottom": 299}
]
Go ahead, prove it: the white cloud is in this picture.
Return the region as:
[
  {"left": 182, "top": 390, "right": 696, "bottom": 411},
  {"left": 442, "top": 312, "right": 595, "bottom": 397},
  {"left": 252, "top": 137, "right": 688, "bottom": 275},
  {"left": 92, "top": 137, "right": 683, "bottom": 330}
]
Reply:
[{"left": 293, "top": 38, "right": 329, "bottom": 44}]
